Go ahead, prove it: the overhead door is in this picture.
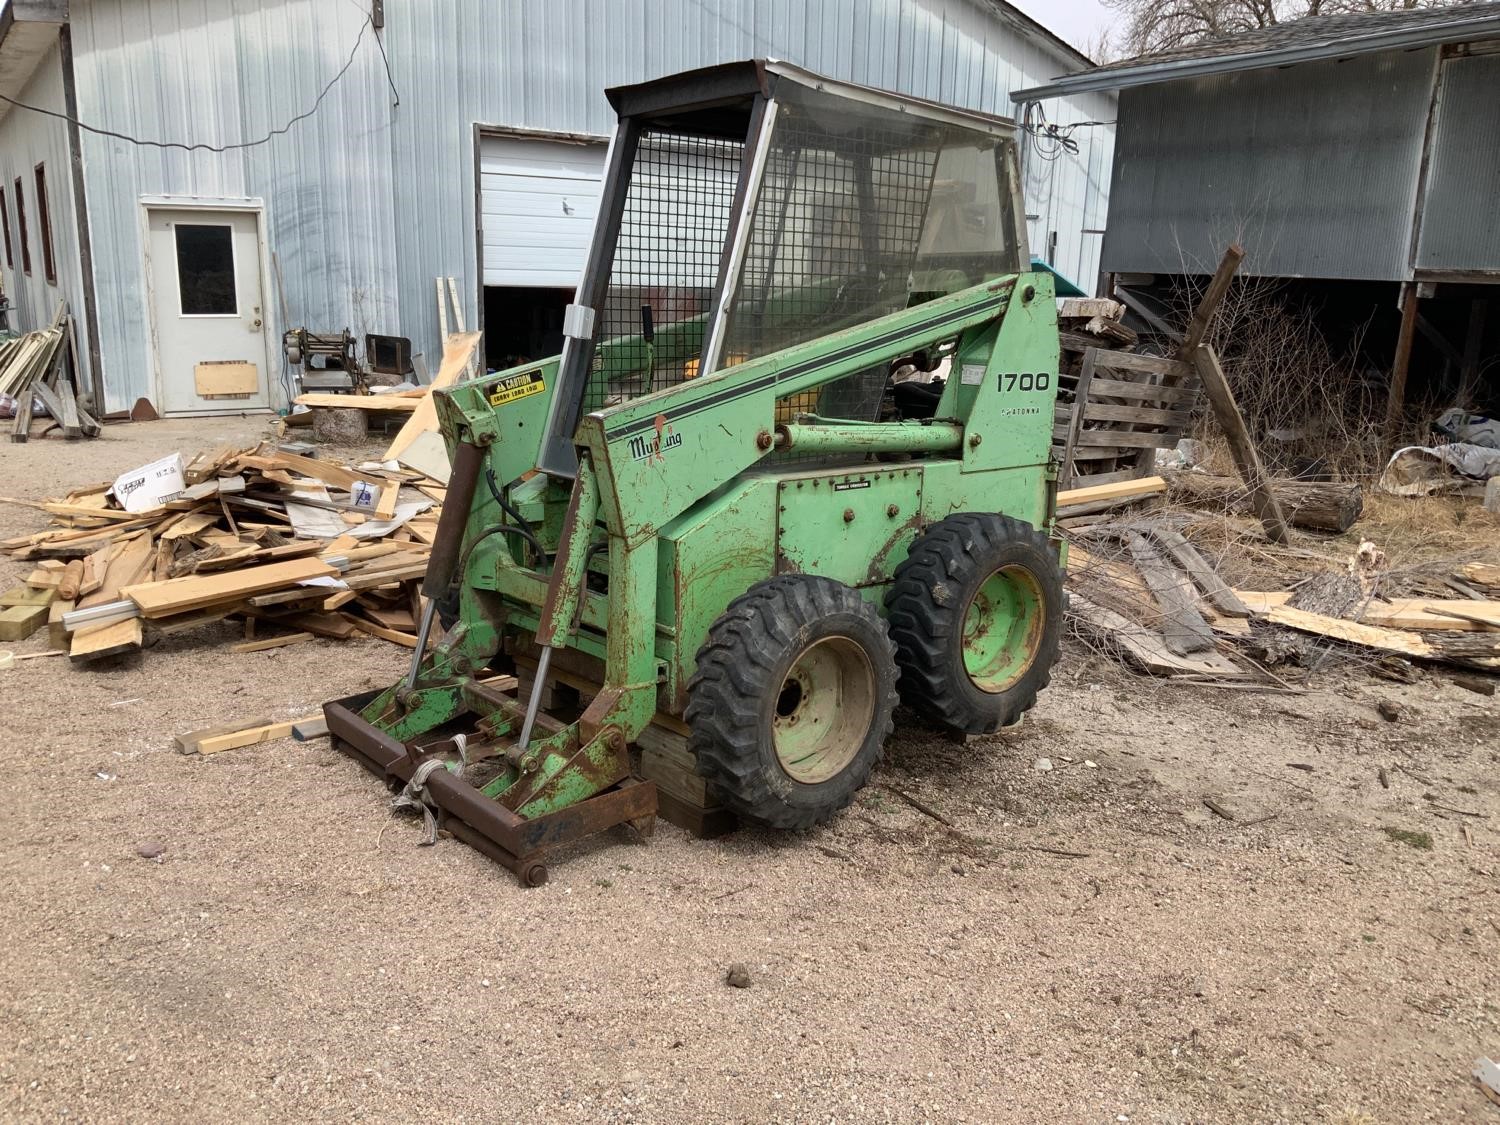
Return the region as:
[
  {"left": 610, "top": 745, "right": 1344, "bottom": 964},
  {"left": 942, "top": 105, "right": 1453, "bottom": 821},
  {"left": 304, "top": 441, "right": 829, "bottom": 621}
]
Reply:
[{"left": 479, "top": 135, "right": 605, "bottom": 288}]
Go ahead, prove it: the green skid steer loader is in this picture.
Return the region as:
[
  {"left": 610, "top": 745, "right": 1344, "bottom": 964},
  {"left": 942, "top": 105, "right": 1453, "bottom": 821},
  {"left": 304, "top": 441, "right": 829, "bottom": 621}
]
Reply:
[{"left": 325, "top": 60, "right": 1065, "bottom": 884}]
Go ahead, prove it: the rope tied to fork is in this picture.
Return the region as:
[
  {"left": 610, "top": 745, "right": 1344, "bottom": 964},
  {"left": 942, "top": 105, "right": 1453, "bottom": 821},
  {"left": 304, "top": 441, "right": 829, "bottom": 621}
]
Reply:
[{"left": 391, "top": 757, "right": 451, "bottom": 846}]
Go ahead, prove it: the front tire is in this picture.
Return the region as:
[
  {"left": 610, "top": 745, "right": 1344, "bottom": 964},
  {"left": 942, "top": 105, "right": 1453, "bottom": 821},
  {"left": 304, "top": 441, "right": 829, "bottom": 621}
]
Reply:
[
  {"left": 687, "top": 576, "right": 899, "bottom": 830},
  {"left": 886, "top": 513, "right": 1062, "bottom": 734}
]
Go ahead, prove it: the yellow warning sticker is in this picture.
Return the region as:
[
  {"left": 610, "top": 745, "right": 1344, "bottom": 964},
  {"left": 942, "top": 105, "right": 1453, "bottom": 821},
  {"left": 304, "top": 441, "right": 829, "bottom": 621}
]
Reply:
[{"left": 488, "top": 369, "right": 545, "bottom": 407}]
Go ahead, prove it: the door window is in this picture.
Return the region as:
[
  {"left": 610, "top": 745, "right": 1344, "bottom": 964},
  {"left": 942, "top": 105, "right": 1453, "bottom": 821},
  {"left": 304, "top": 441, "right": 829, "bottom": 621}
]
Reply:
[{"left": 175, "top": 224, "right": 237, "bottom": 315}]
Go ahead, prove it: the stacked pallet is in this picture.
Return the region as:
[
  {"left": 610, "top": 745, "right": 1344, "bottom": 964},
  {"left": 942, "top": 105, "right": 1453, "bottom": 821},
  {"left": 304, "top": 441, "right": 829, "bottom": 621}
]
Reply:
[
  {"left": 0, "top": 303, "right": 99, "bottom": 443},
  {"left": 0, "top": 443, "right": 446, "bottom": 662}
]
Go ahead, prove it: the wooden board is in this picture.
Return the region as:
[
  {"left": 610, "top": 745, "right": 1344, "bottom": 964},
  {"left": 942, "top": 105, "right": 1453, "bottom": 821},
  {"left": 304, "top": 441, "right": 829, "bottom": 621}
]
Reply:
[
  {"left": 396, "top": 429, "right": 452, "bottom": 483},
  {"left": 292, "top": 716, "right": 330, "bottom": 741},
  {"left": 68, "top": 617, "right": 143, "bottom": 661},
  {"left": 0, "top": 583, "right": 56, "bottom": 608},
  {"left": 123, "top": 558, "right": 338, "bottom": 618},
  {"left": 1141, "top": 528, "right": 1250, "bottom": 617},
  {"left": 1069, "top": 595, "right": 1249, "bottom": 678},
  {"left": 383, "top": 331, "right": 483, "bottom": 460},
  {"left": 238, "top": 451, "right": 383, "bottom": 491},
  {"left": 1192, "top": 346, "right": 1289, "bottom": 544},
  {"left": 194, "top": 361, "right": 258, "bottom": 397},
  {"left": 48, "top": 598, "right": 73, "bottom": 648},
  {"left": 1083, "top": 376, "right": 1200, "bottom": 404},
  {"left": 1359, "top": 599, "right": 1500, "bottom": 632},
  {"left": 345, "top": 616, "right": 432, "bottom": 648},
  {"left": 231, "top": 631, "right": 314, "bottom": 653},
  {"left": 78, "top": 534, "right": 155, "bottom": 610},
  {"left": 0, "top": 603, "right": 48, "bottom": 641},
  {"left": 1089, "top": 349, "right": 1196, "bottom": 380},
  {"left": 1263, "top": 604, "right": 1436, "bottom": 659},
  {"left": 175, "top": 717, "right": 271, "bottom": 754},
  {"left": 293, "top": 393, "right": 420, "bottom": 412},
  {"left": 1057, "top": 476, "right": 1166, "bottom": 508},
  {"left": 1235, "top": 590, "right": 1294, "bottom": 612},
  {"left": 1459, "top": 562, "right": 1500, "bottom": 590},
  {"left": 1126, "top": 532, "right": 1216, "bottom": 655},
  {"left": 196, "top": 717, "right": 318, "bottom": 756}
]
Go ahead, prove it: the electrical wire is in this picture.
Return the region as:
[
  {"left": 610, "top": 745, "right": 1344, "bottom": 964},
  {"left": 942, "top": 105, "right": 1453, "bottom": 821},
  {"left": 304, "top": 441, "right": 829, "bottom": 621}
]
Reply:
[
  {"left": 1020, "top": 100, "right": 1115, "bottom": 162},
  {"left": 483, "top": 467, "right": 547, "bottom": 566},
  {"left": 0, "top": 15, "right": 396, "bottom": 152}
]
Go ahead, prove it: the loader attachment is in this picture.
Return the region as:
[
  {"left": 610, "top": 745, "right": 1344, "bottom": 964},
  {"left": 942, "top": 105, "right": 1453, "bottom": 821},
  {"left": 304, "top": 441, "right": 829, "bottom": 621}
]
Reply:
[{"left": 325, "top": 688, "right": 656, "bottom": 887}]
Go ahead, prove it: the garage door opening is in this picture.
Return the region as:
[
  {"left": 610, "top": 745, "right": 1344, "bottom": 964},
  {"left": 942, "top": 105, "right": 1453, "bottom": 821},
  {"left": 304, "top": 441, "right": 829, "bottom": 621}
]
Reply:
[
  {"left": 484, "top": 286, "right": 573, "bottom": 369},
  {"left": 477, "top": 130, "right": 607, "bottom": 376}
]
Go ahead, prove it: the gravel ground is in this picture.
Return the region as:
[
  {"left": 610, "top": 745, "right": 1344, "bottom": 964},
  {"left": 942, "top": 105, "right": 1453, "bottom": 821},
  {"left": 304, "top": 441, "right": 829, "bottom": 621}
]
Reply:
[{"left": 1, "top": 419, "right": 1497, "bottom": 1123}]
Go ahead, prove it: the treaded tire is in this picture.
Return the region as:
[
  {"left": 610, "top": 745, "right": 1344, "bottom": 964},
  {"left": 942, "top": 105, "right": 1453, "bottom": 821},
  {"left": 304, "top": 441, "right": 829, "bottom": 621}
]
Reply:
[
  {"left": 886, "top": 513, "right": 1062, "bottom": 734},
  {"left": 686, "top": 575, "right": 898, "bottom": 830}
]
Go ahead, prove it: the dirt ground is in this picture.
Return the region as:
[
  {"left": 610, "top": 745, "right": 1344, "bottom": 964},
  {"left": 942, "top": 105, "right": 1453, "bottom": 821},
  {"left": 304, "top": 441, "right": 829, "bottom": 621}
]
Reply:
[{"left": 1, "top": 417, "right": 1497, "bottom": 1123}]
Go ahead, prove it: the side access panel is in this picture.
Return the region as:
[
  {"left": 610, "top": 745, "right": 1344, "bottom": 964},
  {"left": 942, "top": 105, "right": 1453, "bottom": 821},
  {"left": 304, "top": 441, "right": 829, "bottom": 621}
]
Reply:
[{"left": 774, "top": 467, "right": 924, "bottom": 590}]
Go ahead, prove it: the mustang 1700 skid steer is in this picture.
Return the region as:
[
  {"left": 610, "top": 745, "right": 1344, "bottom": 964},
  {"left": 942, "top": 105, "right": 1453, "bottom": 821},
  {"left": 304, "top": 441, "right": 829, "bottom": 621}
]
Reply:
[{"left": 325, "top": 60, "right": 1065, "bottom": 884}]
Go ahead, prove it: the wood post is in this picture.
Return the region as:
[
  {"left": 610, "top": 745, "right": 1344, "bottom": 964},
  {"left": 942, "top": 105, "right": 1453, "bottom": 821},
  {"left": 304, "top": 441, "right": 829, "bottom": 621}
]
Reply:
[
  {"left": 1192, "top": 345, "right": 1290, "bottom": 544},
  {"left": 1385, "top": 283, "right": 1420, "bottom": 448},
  {"left": 1459, "top": 297, "right": 1487, "bottom": 407},
  {"left": 1177, "top": 243, "right": 1245, "bottom": 359}
]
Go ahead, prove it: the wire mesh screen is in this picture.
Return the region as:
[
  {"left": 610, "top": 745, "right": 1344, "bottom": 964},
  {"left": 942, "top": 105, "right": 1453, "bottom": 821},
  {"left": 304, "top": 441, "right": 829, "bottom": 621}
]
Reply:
[
  {"left": 585, "top": 131, "right": 744, "bottom": 413},
  {"left": 719, "top": 108, "right": 939, "bottom": 424}
]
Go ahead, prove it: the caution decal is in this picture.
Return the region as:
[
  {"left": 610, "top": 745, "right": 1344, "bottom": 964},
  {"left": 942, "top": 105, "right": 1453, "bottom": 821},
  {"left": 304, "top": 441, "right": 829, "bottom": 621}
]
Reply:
[{"left": 489, "top": 369, "right": 545, "bottom": 407}]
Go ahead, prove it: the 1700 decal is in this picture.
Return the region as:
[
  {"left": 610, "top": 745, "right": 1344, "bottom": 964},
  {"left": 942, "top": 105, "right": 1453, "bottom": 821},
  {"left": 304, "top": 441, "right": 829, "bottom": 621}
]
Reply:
[{"left": 997, "top": 372, "right": 1051, "bottom": 392}]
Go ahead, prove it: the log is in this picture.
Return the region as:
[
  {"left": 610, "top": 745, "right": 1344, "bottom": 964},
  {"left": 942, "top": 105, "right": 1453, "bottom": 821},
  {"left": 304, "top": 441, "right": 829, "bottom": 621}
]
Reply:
[
  {"left": 1192, "top": 346, "right": 1290, "bottom": 544},
  {"left": 1168, "top": 473, "right": 1363, "bottom": 533}
]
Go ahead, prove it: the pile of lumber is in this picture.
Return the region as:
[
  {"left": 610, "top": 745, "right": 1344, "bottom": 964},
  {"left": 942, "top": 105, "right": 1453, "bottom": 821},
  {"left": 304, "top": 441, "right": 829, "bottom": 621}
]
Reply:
[
  {"left": 1059, "top": 297, "right": 1138, "bottom": 354},
  {"left": 0, "top": 443, "right": 446, "bottom": 662},
  {"left": 0, "top": 303, "right": 99, "bottom": 443},
  {"left": 1065, "top": 522, "right": 1500, "bottom": 681}
]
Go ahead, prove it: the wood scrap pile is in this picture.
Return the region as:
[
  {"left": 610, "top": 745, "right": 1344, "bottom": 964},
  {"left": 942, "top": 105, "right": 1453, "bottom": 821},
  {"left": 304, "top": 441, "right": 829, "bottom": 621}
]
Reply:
[
  {"left": 0, "top": 303, "right": 99, "bottom": 443},
  {"left": 0, "top": 443, "right": 447, "bottom": 662},
  {"left": 1064, "top": 521, "right": 1500, "bottom": 683},
  {"left": 1059, "top": 296, "right": 1138, "bottom": 355}
]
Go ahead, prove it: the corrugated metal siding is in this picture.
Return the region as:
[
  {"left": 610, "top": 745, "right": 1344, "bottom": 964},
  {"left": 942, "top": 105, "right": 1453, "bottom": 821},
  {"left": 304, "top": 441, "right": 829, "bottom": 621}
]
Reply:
[
  {"left": 1416, "top": 52, "right": 1500, "bottom": 273},
  {"left": 385, "top": 0, "right": 1115, "bottom": 365},
  {"left": 70, "top": 0, "right": 399, "bottom": 412},
  {"left": 0, "top": 36, "right": 93, "bottom": 389},
  {"left": 63, "top": 0, "right": 1111, "bottom": 408},
  {"left": 1101, "top": 49, "right": 1437, "bottom": 281}
]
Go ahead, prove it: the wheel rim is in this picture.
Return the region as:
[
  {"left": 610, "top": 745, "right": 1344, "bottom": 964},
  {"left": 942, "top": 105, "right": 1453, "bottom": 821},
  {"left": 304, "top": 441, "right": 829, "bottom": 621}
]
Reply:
[
  {"left": 771, "top": 636, "right": 876, "bottom": 784},
  {"left": 961, "top": 563, "right": 1046, "bottom": 694}
]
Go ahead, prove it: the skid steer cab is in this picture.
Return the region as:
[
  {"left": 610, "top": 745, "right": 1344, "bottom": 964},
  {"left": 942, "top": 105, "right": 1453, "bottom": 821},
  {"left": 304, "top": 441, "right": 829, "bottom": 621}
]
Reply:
[{"left": 325, "top": 59, "right": 1064, "bottom": 884}]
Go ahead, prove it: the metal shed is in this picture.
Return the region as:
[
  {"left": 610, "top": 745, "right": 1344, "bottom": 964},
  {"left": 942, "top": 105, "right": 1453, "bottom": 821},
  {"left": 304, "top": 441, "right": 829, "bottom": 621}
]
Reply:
[
  {"left": 1014, "top": 2, "right": 1500, "bottom": 424},
  {"left": 0, "top": 0, "right": 1118, "bottom": 417}
]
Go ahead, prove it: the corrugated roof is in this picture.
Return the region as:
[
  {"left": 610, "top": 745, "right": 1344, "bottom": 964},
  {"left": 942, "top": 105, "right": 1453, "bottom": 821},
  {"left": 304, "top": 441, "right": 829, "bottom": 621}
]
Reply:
[
  {"left": 1013, "top": 0, "right": 1500, "bottom": 100},
  {"left": 1095, "top": 1, "right": 1500, "bottom": 73}
]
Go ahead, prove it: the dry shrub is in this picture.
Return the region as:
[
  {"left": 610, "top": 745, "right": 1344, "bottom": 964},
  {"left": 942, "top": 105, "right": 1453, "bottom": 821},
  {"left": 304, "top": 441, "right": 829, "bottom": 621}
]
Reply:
[{"left": 1152, "top": 276, "right": 1428, "bottom": 479}]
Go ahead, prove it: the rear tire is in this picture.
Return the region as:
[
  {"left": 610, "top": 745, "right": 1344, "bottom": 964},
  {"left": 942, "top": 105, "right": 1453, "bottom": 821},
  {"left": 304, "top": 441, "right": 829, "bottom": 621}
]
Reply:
[
  {"left": 885, "top": 513, "right": 1062, "bottom": 734},
  {"left": 687, "top": 575, "right": 898, "bottom": 830}
]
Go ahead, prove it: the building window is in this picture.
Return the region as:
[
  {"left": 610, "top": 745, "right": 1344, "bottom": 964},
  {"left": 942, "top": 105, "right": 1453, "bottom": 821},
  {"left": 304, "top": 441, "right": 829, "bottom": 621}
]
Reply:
[
  {"left": 34, "top": 164, "right": 56, "bottom": 285},
  {"left": 0, "top": 187, "right": 11, "bottom": 269},
  {"left": 174, "top": 224, "right": 237, "bottom": 315},
  {"left": 14, "top": 178, "right": 30, "bottom": 275}
]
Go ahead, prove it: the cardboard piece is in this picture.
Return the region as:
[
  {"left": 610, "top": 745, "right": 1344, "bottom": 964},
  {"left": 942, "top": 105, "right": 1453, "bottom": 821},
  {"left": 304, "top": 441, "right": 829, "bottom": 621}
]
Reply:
[{"left": 112, "top": 453, "right": 185, "bottom": 513}]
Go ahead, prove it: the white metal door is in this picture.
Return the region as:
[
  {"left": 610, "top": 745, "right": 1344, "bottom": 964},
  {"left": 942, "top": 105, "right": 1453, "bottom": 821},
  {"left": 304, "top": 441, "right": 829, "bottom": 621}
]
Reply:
[
  {"left": 147, "top": 207, "right": 269, "bottom": 414},
  {"left": 480, "top": 136, "right": 604, "bottom": 288}
]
